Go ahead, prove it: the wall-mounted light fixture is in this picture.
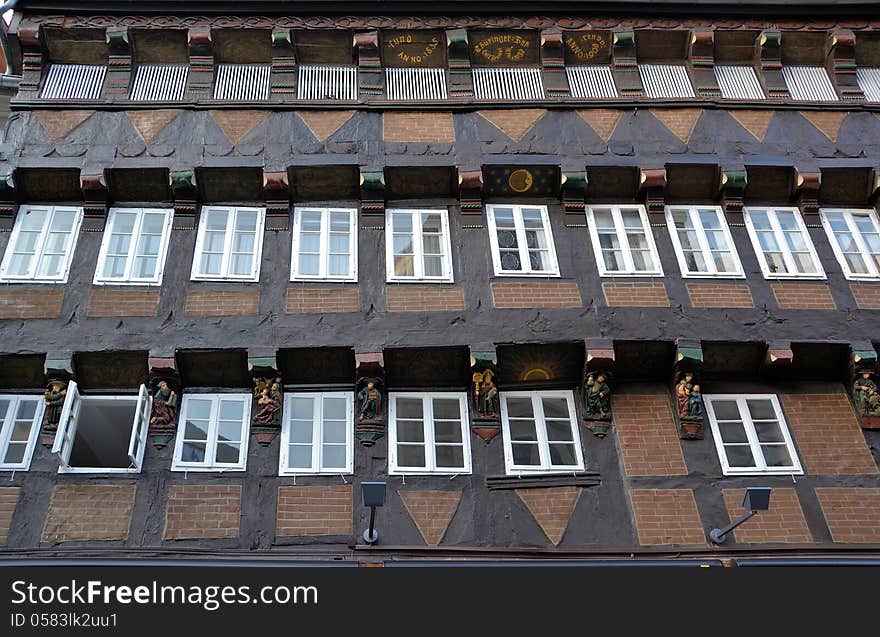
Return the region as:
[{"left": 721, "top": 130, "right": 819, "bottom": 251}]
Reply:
[
  {"left": 361, "top": 481, "right": 387, "bottom": 545},
  {"left": 709, "top": 487, "right": 772, "bottom": 544}
]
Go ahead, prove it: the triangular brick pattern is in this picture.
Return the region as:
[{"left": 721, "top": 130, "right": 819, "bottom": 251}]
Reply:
[
  {"left": 800, "top": 111, "right": 848, "bottom": 142},
  {"left": 576, "top": 109, "right": 622, "bottom": 141},
  {"left": 399, "top": 490, "right": 462, "bottom": 545},
  {"left": 297, "top": 110, "right": 356, "bottom": 142},
  {"left": 34, "top": 110, "right": 94, "bottom": 143},
  {"left": 649, "top": 108, "right": 702, "bottom": 144},
  {"left": 730, "top": 110, "right": 774, "bottom": 141},
  {"left": 515, "top": 487, "right": 582, "bottom": 545},
  {"left": 127, "top": 110, "right": 184, "bottom": 145},
  {"left": 478, "top": 108, "right": 546, "bottom": 141},
  {"left": 209, "top": 110, "right": 269, "bottom": 145}
]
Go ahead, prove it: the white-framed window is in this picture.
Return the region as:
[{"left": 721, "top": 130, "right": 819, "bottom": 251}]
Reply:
[
  {"left": 171, "top": 394, "right": 251, "bottom": 472},
  {"left": 500, "top": 390, "right": 584, "bottom": 475},
  {"left": 280, "top": 392, "right": 354, "bottom": 475},
  {"left": 665, "top": 205, "right": 744, "bottom": 277},
  {"left": 385, "top": 209, "right": 454, "bottom": 282},
  {"left": 586, "top": 204, "right": 662, "bottom": 276},
  {"left": 388, "top": 392, "right": 471, "bottom": 475},
  {"left": 0, "top": 395, "right": 45, "bottom": 471},
  {"left": 486, "top": 204, "right": 560, "bottom": 276},
  {"left": 191, "top": 205, "right": 265, "bottom": 281},
  {"left": 819, "top": 208, "right": 880, "bottom": 280},
  {"left": 743, "top": 207, "right": 825, "bottom": 279},
  {"left": 705, "top": 394, "right": 802, "bottom": 476},
  {"left": 0, "top": 205, "right": 83, "bottom": 283},
  {"left": 94, "top": 207, "right": 173, "bottom": 285},
  {"left": 51, "top": 382, "right": 151, "bottom": 474},
  {"left": 291, "top": 207, "right": 357, "bottom": 282}
]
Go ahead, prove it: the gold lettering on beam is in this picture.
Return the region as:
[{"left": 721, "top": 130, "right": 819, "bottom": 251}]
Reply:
[
  {"left": 564, "top": 33, "right": 608, "bottom": 60},
  {"left": 473, "top": 34, "right": 532, "bottom": 63}
]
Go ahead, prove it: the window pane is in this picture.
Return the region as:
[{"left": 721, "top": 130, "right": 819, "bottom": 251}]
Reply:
[
  {"left": 3, "top": 444, "right": 26, "bottom": 465},
  {"left": 754, "top": 421, "right": 785, "bottom": 443},
  {"left": 541, "top": 398, "right": 569, "bottom": 420},
  {"left": 397, "top": 445, "right": 425, "bottom": 467},
  {"left": 433, "top": 398, "right": 461, "bottom": 420},
  {"left": 298, "top": 254, "right": 320, "bottom": 275},
  {"left": 509, "top": 420, "right": 537, "bottom": 441},
  {"left": 546, "top": 420, "right": 574, "bottom": 442},
  {"left": 512, "top": 443, "right": 541, "bottom": 465},
  {"left": 0, "top": 399, "right": 8, "bottom": 420},
  {"left": 436, "top": 446, "right": 464, "bottom": 468},
  {"left": 289, "top": 420, "right": 313, "bottom": 444},
  {"left": 235, "top": 211, "right": 258, "bottom": 231},
  {"left": 323, "top": 420, "right": 346, "bottom": 444},
  {"left": 230, "top": 254, "right": 253, "bottom": 276},
  {"left": 396, "top": 398, "right": 423, "bottom": 419},
  {"left": 505, "top": 397, "right": 534, "bottom": 419},
  {"left": 186, "top": 399, "right": 212, "bottom": 420},
  {"left": 322, "top": 445, "right": 346, "bottom": 469},
  {"left": 762, "top": 444, "right": 793, "bottom": 467},
  {"left": 747, "top": 399, "right": 776, "bottom": 420},
  {"left": 328, "top": 255, "right": 350, "bottom": 277},
  {"left": 291, "top": 397, "right": 314, "bottom": 420},
  {"left": 725, "top": 445, "right": 755, "bottom": 467},
  {"left": 15, "top": 400, "right": 36, "bottom": 421},
  {"left": 300, "top": 211, "right": 321, "bottom": 231},
  {"left": 10, "top": 420, "right": 33, "bottom": 442},
  {"left": 397, "top": 420, "right": 425, "bottom": 442},
  {"left": 711, "top": 400, "right": 741, "bottom": 421},
  {"left": 219, "top": 400, "right": 244, "bottom": 422},
  {"left": 218, "top": 421, "right": 242, "bottom": 443},
  {"left": 182, "top": 441, "right": 206, "bottom": 462},
  {"left": 215, "top": 442, "right": 240, "bottom": 464},
  {"left": 718, "top": 421, "right": 748, "bottom": 443},
  {"left": 434, "top": 420, "right": 463, "bottom": 443},
  {"left": 289, "top": 445, "right": 312, "bottom": 468},
  {"left": 549, "top": 443, "right": 577, "bottom": 466}
]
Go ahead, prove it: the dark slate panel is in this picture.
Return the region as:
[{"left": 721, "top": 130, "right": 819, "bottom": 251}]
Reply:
[
  {"left": 177, "top": 349, "right": 250, "bottom": 389},
  {"left": 0, "top": 354, "right": 46, "bottom": 391},
  {"left": 278, "top": 347, "right": 356, "bottom": 387},
  {"left": 73, "top": 351, "right": 149, "bottom": 391},
  {"left": 131, "top": 28, "right": 188, "bottom": 64},
  {"left": 385, "top": 345, "right": 470, "bottom": 389}
]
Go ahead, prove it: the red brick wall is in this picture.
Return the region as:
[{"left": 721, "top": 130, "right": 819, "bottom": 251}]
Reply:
[
  {"left": 0, "top": 289, "right": 64, "bottom": 319},
  {"left": 42, "top": 485, "right": 135, "bottom": 543},
  {"left": 780, "top": 393, "right": 878, "bottom": 475},
  {"left": 0, "top": 487, "right": 21, "bottom": 545},
  {"left": 515, "top": 487, "right": 581, "bottom": 545},
  {"left": 276, "top": 485, "right": 352, "bottom": 537},
  {"left": 629, "top": 489, "right": 705, "bottom": 545},
  {"left": 687, "top": 282, "right": 754, "bottom": 308},
  {"left": 722, "top": 488, "right": 813, "bottom": 543},
  {"left": 771, "top": 282, "right": 836, "bottom": 310},
  {"left": 286, "top": 287, "right": 360, "bottom": 314},
  {"left": 87, "top": 288, "right": 159, "bottom": 317},
  {"left": 816, "top": 488, "right": 880, "bottom": 543},
  {"left": 602, "top": 282, "right": 669, "bottom": 307},
  {"left": 184, "top": 290, "right": 260, "bottom": 316},
  {"left": 478, "top": 109, "right": 546, "bottom": 140},
  {"left": 164, "top": 485, "right": 241, "bottom": 540},
  {"left": 387, "top": 285, "right": 465, "bottom": 312},
  {"left": 490, "top": 281, "right": 582, "bottom": 309},
  {"left": 399, "top": 490, "right": 463, "bottom": 545},
  {"left": 613, "top": 394, "right": 687, "bottom": 476},
  {"left": 849, "top": 284, "right": 880, "bottom": 309},
  {"left": 383, "top": 112, "right": 455, "bottom": 142}
]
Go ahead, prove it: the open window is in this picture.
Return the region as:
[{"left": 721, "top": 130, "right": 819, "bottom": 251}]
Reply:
[
  {"left": 51, "top": 382, "right": 151, "bottom": 474},
  {"left": 0, "top": 395, "right": 45, "bottom": 471}
]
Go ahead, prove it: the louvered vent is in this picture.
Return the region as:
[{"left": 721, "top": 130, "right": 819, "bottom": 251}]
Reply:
[
  {"left": 385, "top": 68, "right": 447, "bottom": 101},
  {"left": 856, "top": 67, "right": 880, "bottom": 102},
  {"left": 41, "top": 64, "right": 106, "bottom": 100},
  {"left": 714, "top": 65, "right": 765, "bottom": 100},
  {"left": 297, "top": 65, "right": 358, "bottom": 100},
  {"left": 566, "top": 66, "right": 618, "bottom": 99},
  {"left": 472, "top": 68, "right": 544, "bottom": 100},
  {"left": 638, "top": 64, "right": 695, "bottom": 98},
  {"left": 213, "top": 64, "right": 271, "bottom": 100},
  {"left": 130, "top": 65, "right": 189, "bottom": 101},
  {"left": 781, "top": 66, "right": 839, "bottom": 101}
]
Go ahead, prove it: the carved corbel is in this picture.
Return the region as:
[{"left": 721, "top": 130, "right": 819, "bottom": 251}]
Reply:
[
  {"left": 360, "top": 169, "right": 385, "bottom": 216},
  {"left": 673, "top": 342, "right": 704, "bottom": 440},
  {"left": 639, "top": 167, "right": 667, "bottom": 215},
  {"left": 148, "top": 357, "right": 181, "bottom": 449},
  {"left": 42, "top": 357, "right": 73, "bottom": 446},
  {"left": 721, "top": 169, "right": 748, "bottom": 215},
  {"left": 691, "top": 30, "right": 720, "bottom": 98},
  {"left": 271, "top": 28, "right": 295, "bottom": 100},
  {"left": 446, "top": 28, "right": 472, "bottom": 99},
  {"left": 263, "top": 169, "right": 290, "bottom": 230},
  {"left": 80, "top": 170, "right": 108, "bottom": 231},
  {"left": 250, "top": 356, "right": 282, "bottom": 446},
  {"left": 17, "top": 25, "right": 42, "bottom": 95},
  {"left": 612, "top": 30, "right": 641, "bottom": 97},
  {"left": 458, "top": 168, "right": 483, "bottom": 215},
  {"left": 851, "top": 347, "right": 880, "bottom": 429},
  {"left": 795, "top": 169, "right": 821, "bottom": 217},
  {"left": 187, "top": 27, "right": 214, "bottom": 97},
  {"left": 355, "top": 31, "right": 380, "bottom": 98},
  {"left": 562, "top": 170, "right": 588, "bottom": 217},
  {"left": 105, "top": 27, "right": 132, "bottom": 97},
  {"left": 355, "top": 353, "right": 385, "bottom": 447},
  {"left": 541, "top": 29, "right": 567, "bottom": 98},
  {"left": 583, "top": 347, "right": 615, "bottom": 438},
  {"left": 0, "top": 169, "right": 17, "bottom": 231},
  {"left": 759, "top": 30, "right": 788, "bottom": 100},
  {"left": 831, "top": 30, "right": 861, "bottom": 101},
  {"left": 470, "top": 351, "right": 500, "bottom": 442},
  {"left": 170, "top": 170, "right": 197, "bottom": 229}
]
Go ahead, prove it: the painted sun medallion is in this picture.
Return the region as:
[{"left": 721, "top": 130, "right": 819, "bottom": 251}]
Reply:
[{"left": 508, "top": 169, "right": 534, "bottom": 193}]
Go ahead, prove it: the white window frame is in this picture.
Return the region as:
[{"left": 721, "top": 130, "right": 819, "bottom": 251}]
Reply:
[
  {"left": 290, "top": 207, "right": 358, "bottom": 282},
  {"left": 191, "top": 205, "right": 265, "bottom": 282},
  {"left": 388, "top": 392, "right": 471, "bottom": 476},
  {"left": 171, "top": 393, "right": 251, "bottom": 472},
  {"left": 280, "top": 391, "right": 354, "bottom": 476},
  {"left": 486, "top": 204, "right": 560, "bottom": 277},
  {"left": 585, "top": 204, "right": 663, "bottom": 277},
  {"left": 743, "top": 206, "right": 825, "bottom": 280},
  {"left": 664, "top": 205, "right": 744, "bottom": 278},
  {"left": 51, "top": 381, "right": 151, "bottom": 475},
  {"left": 500, "top": 390, "right": 584, "bottom": 476},
  {"left": 705, "top": 394, "right": 803, "bottom": 476},
  {"left": 0, "top": 205, "right": 83, "bottom": 283},
  {"left": 93, "top": 207, "right": 174, "bottom": 285},
  {"left": 385, "top": 208, "right": 454, "bottom": 283},
  {"left": 819, "top": 208, "right": 880, "bottom": 280},
  {"left": 0, "top": 395, "right": 45, "bottom": 471}
]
